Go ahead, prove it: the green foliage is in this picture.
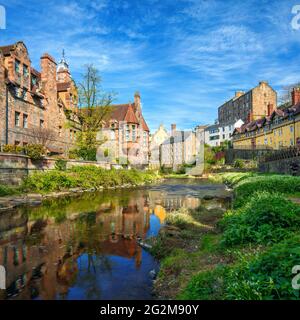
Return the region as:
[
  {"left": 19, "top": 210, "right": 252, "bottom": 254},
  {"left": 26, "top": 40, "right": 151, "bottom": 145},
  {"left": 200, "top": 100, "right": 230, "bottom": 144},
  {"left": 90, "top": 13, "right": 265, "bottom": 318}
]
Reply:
[
  {"left": 181, "top": 235, "right": 300, "bottom": 300},
  {"left": 104, "top": 148, "right": 109, "bottom": 158},
  {"left": 55, "top": 159, "right": 67, "bottom": 171},
  {"left": 24, "top": 144, "right": 45, "bottom": 160},
  {"left": 233, "top": 159, "right": 245, "bottom": 169},
  {"left": 216, "top": 172, "right": 300, "bottom": 207},
  {"left": 0, "top": 184, "right": 18, "bottom": 197},
  {"left": 74, "top": 147, "right": 97, "bottom": 161},
  {"left": 23, "top": 166, "right": 160, "bottom": 193},
  {"left": 2, "top": 144, "right": 24, "bottom": 154},
  {"left": 221, "top": 192, "right": 300, "bottom": 246}
]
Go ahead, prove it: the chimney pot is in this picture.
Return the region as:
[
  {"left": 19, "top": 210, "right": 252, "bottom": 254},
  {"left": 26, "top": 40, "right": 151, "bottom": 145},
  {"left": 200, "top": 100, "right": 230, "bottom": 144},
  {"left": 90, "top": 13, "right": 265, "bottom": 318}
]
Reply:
[{"left": 292, "top": 88, "right": 300, "bottom": 106}]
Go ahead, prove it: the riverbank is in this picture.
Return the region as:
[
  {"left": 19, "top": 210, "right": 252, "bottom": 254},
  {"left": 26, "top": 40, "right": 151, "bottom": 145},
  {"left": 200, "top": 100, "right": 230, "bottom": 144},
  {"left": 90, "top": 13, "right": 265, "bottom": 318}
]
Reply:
[
  {"left": 149, "top": 172, "right": 300, "bottom": 300},
  {"left": 0, "top": 166, "right": 161, "bottom": 211}
]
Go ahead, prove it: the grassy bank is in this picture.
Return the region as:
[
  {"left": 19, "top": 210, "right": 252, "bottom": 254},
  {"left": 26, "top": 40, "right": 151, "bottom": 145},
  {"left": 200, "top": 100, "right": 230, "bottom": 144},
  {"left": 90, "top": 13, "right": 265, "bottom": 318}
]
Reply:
[
  {"left": 0, "top": 166, "right": 160, "bottom": 196},
  {"left": 150, "top": 172, "right": 300, "bottom": 300}
]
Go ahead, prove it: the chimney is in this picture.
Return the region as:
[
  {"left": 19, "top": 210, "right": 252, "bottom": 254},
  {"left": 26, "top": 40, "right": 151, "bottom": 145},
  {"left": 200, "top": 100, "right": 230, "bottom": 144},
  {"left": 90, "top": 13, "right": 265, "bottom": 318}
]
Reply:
[
  {"left": 259, "top": 81, "right": 268, "bottom": 86},
  {"left": 41, "top": 53, "right": 57, "bottom": 94},
  {"left": 134, "top": 91, "right": 141, "bottom": 112},
  {"left": 171, "top": 124, "right": 177, "bottom": 135},
  {"left": 235, "top": 91, "right": 244, "bottom": 98},
  {"left": 292, "top": 88, "right": 300, "bottom": 105},
  {"left": 267, "top": 103, "right": 274, "bottom": 116}
]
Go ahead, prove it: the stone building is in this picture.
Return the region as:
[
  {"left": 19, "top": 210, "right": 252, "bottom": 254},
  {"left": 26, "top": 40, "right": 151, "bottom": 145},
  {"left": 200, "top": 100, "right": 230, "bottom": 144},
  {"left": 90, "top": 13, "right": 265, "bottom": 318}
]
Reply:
[
  {"left": 160, "top": 124, "right": 196, "bottom": 170},
  {"left": 149, "top": 124, "right": 169, "bottom": 169},
  {"left": 0, "top": 41, "right": 81, "bottom": 155},
  {"left": 232, "top": 88, "right": 300, "bottom": 150},
  {"left": 97, "top": 92, "right": 150, "bottom": 167},
  {"left": 218, "top": 81, "right": 277, "bottom": 126}
]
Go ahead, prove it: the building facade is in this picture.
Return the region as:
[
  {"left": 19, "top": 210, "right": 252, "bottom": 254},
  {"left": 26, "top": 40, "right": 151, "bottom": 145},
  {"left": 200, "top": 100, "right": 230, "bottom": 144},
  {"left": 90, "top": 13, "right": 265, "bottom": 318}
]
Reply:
[
  {"left": 149, "top": 124, "right": 169, "bottom": 169},
  {"left": 160, "top": 124, "right": 196, "bottom": 170},
  {"left": 232, "top": 88, "right": 300, "bottom": 150},
  {"left": 97, "top": 92, "right": 150, "bottom": 167},
  {"left": 204, "top": 119, "right": 244, "bottom": 147},
  {"left": 218, "top": 81, "right": 277, "bottom": 126},
  {"left": 0, "top": 41, "right": 81, "bottom": 155}
]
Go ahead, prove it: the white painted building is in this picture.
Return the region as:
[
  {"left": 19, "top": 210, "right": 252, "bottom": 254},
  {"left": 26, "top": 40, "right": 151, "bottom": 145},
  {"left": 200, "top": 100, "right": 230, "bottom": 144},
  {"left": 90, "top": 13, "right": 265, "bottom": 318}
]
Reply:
[{"left": 204, "top": 120, "right": 244, "bottom": 147}]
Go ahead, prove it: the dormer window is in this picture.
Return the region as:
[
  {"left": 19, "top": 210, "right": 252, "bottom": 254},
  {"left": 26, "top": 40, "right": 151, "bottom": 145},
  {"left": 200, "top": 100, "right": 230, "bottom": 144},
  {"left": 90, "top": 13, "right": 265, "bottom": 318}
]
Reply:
[{"left": 15, "top": 59, "right": 21, "bottom": 74}]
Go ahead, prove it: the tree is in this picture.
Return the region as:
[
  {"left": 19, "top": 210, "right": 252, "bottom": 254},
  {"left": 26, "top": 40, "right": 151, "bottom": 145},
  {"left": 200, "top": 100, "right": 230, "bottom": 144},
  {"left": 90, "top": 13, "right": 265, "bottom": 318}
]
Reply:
[
  {"left": 77, "top": 64, "right": 116, "bottom": 154},
  {"left": 29, "top": 127, "right": 56, "bottom": 148}
]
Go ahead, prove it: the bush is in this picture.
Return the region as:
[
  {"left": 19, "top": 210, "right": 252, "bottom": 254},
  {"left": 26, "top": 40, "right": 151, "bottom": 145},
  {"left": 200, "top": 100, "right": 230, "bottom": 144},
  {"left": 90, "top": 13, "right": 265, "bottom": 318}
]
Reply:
[
  {"left": 233, "top": 159, "right": 245, "bottom": 169},
  {"left": 220, "top": 192, "right": 300, "bottom": 246},
  {"left": 2, "top": 144, "right": 24, "bottom": 154},
  {"left": 55, "top": 159, "right": 67, "bottom": 171},
  {"left": 74, "top": 147, "right": 97, "bottom": 161},
  {"left": 23, "top": 166, "right": 159, "bottom": 193},
  {"left": 181, "top": 234, "right": 300, "bottom": 300},
  {"left": 0, "top": 184, "right": 18, "bottom": 197},
  {"left": 25, "top": 144, "right": 45, "bottom": 160}
]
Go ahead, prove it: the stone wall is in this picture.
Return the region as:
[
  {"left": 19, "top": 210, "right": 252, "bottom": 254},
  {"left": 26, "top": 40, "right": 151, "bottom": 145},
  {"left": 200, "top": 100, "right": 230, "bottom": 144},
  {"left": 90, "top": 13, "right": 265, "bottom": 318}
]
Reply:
[
  {"left": 225, "top": 148, "right": 271, "bottom": 164},
  {"left": 259, "top": 157, "right": 300, "bottom": 175},
  {"left": 0, "top": 152, "right": 111, "bottom": 185}
]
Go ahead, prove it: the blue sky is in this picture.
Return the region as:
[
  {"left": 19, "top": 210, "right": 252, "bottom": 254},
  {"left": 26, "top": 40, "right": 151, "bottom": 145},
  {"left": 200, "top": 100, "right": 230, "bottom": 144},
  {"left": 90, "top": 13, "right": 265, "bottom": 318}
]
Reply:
[{"left": 1, "top": 0, "right": 300, "bottom": 132}]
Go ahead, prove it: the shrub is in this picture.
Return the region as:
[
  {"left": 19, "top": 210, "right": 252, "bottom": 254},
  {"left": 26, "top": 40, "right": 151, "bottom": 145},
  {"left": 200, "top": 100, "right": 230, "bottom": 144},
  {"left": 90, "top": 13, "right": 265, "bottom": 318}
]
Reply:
[
  {"left": 181, "top": 235, "right": 300, "bottom": 300},
  {"left": 234, "top": 174, "right": 300, "bottom": 207},
  {"left": 72, "top": 147, "right": 97, "bottom": 161},
  {"left": 220, "top": 192, "right": 300, "bottom": 246},
  {"left": 233, "top": 159, "right": 245, "bottom": 169},
  {"left": 2, "top": 144, "right": 24, "bottom": 154},
  {"left": 23, "top": 166, "right": 159, "bottom": 193},
  {"left": 0, "top": 184, "right": 18, "bottom": 197},
  {"left": 25, "top": 144, "right": 45, "bottom": 160},
  {"left": 55, "top": 159, "right": 67, "bottom": 171}
]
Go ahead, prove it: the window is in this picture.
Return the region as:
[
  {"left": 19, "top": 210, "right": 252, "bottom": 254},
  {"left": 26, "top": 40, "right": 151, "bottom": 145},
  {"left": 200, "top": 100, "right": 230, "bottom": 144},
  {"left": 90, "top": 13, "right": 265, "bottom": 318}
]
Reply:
[
  {"left": 23, "top": 65, "right": 29, "bottom": 78},
  {"left": 291, "top": 139, "right": 294, "bottom": 146},
  {"left": 126, "top": 129, "right": 130, "bottom": 141},
  {"left": 15, "top": 59, "right": 20, "bottom": 74},
  {"left": 290, "top": 125, "right": 294, "bottom": 133},
  {"left": 58, "top": 126, "right": 62, "bottom": 137},
  {"left": 40, "top": 119, "right": 44, "bottom": 128},
  {"left": 132, "top": 125, "right": 136, "bottom": 141},
  {"left": 14, "top": 140, "right": 20, "bottom": 146},
  {"left": 143, "top": 132, "right": 147, "bottom": 146},
  {"left": 15, "top": 111, "right": 20, "bottom": 127},
  {"left": 23, "top": 114, "right": 28, "bottom": 128},
  {"left": 31, "top": 75, "right": 37, "bottom": 86}
]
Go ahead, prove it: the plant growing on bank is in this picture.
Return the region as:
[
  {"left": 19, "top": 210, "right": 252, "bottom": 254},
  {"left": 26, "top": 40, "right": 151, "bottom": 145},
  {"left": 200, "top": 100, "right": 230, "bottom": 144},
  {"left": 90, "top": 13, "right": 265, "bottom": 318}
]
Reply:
[
  {"left": 181, "top": 234, "right": 300, "bottom": 300},
  {"left": 220, "top": 192, "right": 300, "bottom": 246},
  {"left": 22, "top": 166, "right": 160, "bottom": 193},
  {"left": 55, "top": 159, "right": 67, "bottom": 171}
]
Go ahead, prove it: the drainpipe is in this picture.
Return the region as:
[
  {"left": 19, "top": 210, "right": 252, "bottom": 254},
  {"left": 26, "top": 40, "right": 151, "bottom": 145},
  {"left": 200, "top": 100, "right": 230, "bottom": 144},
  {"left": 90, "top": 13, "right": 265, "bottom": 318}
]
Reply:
[{"left": 5, "top": 83, "right": 9, "bottom": 145}]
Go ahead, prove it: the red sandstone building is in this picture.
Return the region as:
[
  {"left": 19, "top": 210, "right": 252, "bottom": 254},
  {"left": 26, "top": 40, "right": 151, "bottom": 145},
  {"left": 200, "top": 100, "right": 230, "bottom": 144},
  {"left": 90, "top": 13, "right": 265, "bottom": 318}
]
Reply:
[{"left": 0, "top": 41, "right": 81, "bottom": 155}]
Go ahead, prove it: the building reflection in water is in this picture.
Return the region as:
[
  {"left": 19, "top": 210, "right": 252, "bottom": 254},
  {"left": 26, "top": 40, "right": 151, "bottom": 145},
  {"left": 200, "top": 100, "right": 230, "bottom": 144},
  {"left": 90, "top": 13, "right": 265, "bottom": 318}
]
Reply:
[{"left": 0, "top": 187, "right": 227, "bottom": 300}]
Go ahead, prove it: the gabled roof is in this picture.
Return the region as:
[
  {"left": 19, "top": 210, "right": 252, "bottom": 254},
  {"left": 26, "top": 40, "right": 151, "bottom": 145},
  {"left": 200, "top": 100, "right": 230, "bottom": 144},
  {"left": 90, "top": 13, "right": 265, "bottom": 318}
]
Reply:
[{"left": 109, "top": 103, "right": 150, "bottom": 131}]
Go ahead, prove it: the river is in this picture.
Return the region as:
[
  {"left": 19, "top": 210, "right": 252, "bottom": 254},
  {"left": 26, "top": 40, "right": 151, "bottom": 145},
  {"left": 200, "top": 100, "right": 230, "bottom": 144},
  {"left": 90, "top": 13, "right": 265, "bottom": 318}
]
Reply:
[{"left": 0, "top": 179, "right": 230, "bottom": 300}]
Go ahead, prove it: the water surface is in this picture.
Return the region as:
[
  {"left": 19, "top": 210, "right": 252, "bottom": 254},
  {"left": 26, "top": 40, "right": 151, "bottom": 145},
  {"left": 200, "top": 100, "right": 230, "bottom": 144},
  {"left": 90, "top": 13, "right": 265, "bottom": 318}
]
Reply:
[{"left": 0, "top": 179, "right": 230, "bottom": 300}]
